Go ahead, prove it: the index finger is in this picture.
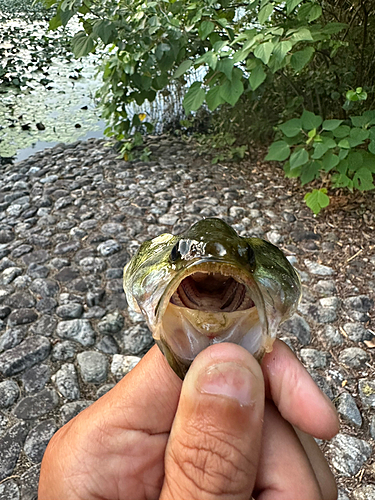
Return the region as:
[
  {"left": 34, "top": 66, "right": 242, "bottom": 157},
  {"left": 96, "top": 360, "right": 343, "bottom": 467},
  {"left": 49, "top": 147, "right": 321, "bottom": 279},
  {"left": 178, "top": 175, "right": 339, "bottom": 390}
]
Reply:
[{"left": 262, "top": 340, "right": 339, "bottom": 440}]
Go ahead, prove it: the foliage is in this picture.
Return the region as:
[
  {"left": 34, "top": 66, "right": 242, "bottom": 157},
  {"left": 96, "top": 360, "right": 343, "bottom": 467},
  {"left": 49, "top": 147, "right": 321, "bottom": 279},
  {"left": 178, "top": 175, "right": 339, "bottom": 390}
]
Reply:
[
  {"left": 266, "top": 106, "right": 375, "bottom": 212},
  {"left": 38, "top": 0, "right": 375, "bottom": 212}
]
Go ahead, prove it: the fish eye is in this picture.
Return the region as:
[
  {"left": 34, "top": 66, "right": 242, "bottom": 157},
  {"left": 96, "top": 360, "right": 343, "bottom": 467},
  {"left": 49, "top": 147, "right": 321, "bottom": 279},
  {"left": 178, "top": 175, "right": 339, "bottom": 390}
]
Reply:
[{"left": 170, "top": 243, "right": 181, "bottom": 262}]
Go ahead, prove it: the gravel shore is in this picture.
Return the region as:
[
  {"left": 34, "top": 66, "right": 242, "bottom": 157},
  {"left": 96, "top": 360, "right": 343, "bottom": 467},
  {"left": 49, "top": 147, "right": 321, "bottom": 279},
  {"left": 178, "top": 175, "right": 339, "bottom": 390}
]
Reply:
[{"left": 0, "top": 136, "right": 374, "bottom": 499}]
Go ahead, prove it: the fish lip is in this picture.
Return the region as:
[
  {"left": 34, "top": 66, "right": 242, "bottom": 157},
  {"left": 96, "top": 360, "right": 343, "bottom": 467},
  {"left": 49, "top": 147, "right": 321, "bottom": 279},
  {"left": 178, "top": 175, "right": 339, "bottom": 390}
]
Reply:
[{"left": 155, "top": 257, "right": 268, "bottom": 336}]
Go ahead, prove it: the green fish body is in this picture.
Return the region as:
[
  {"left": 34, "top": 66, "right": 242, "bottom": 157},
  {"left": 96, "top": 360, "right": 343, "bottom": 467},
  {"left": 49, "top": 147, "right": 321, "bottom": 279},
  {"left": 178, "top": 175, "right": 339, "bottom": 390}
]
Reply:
[{"left": 123, "top": 218, "right": 301, "bottom": 379}]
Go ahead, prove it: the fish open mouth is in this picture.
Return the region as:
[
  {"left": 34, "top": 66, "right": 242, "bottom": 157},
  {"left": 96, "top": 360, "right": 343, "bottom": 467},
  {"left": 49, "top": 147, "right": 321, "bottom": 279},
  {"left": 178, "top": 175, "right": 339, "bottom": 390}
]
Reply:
[{"left": 155, "top": 263, "right": 268, "bottom": 366}]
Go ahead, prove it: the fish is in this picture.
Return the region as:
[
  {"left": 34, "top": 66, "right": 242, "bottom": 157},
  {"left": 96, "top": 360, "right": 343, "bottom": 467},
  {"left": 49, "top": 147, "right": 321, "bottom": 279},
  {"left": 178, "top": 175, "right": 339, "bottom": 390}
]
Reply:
[{"left": 123, "top": 218, "right": 301, "bottom": 379}]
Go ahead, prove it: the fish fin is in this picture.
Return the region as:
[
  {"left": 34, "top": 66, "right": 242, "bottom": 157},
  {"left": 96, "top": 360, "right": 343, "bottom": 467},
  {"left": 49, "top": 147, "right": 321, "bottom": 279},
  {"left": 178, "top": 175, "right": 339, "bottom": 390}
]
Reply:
[{"left": 156, "top": 339, "right": 190, "bottom": 380}]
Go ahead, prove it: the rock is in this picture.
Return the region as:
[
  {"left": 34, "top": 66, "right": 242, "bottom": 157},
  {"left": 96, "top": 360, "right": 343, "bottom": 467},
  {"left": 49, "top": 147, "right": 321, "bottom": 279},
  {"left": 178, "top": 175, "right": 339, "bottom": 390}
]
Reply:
[
  {"left": 0, "top": 422, "right": 28, "bottom": 481},
  {"left": 266, "top": 230, "right": 284, "bottom": 245},
  {"left": 97, "top": 238, "right": 121, "bottom": 257},
  {"left": 7, "top": 308, "right": 38, "bottom": 326},
  {"left": 304, "top": 260, "right": 334, "bottom": 276},
  {"left": 0, "top": 327, "right": 26, "bottom": 352},
  {"left": 77, "top": 351, "right": 108, "bottom": 384},
  {"left": 30, "top": 278, "right": 59, "bottom": 297},
  {"left": 4, "top": 291, "right": 35, "bottom": 309},
  {"left": 0, "top": 380, "right": 19, "bottom": 408},
  {"left": 342, "top": 322, "right": 369, "bottom": 342},
  {"left": 96, "top": 383, "right": 115, "bottom": 399},
  {"left": 352, "top": 485, "right": 375, "bottom": 500},
  {"left": 358, "top": 379, "right": 375, "bottom": 409},
  {"left": 13, "top": 388, "right": 59, "bottom": 419},
  {"left": 314, "top": 280, "right": 337, "bottom": 296},
  {"left": 56, "top": 319, "right": 96, "bottom": 346},
  {"left": 0, "top": 336, "right": 51, "bottom": 376},
  {"left": 317, "top": 325, "right": 343, "bottom": 347},
  {"left": 96, "top": 335, "right": 119, "bottom": 354},
  {"left": 122, "top": 324, "right": 153, "bottom": 355},
  {"left": 0, "top": 479, "right": 19, "bottom": 500},
  {"left": 0, "top": 267, "right": 22, "bottom": 285},
  {"left": 56, "top": 302, "right": 83, "bottom": 319},
  {"left": 282, "top": 314, "right": 311, "bottom": 345},
  {"left": 79, "top": 257, "right": 106, "bottom": 274},
  {"left": 60, "top": 400, "right": 93, "bottom": 426},
  {"left": 24, "top": 419, "right": 57, "bottom": 463},
  {"left": 51, "top": 340, "right": 77, "bottom": 361},
  {"left": 111, "top": 354, "right": 141, "bottom": 381},
  {"left": 344, "top": 295, "right": 374, "bottom": 312},
  {"left": 98, "top": 311, "right": 124, "bottom": 335},
  {"left": 300, "top": 349, "right": 328, "bottom": 369},
  {"left": 337, "top": 489, "right": 349, "bottom": 500},
  {"left": 20, "top": 463, "right": 40, "bottom": 500},
  {"left": 20, "top": 364, "right": 51, "bottom": 394},
  {"left": 29, "top": 314, "right": 57, "bottom": 337},
  {"left": 337, "top": 392, "right": 362, "bottom": 428},
  {"left": 309, "top": 371, "right": 334, "bottom": 399},
  {"left": 328, "top": 434, "right": 372, "bottom": 476},
  {"left": 52, "top": 363, "right": 80, "bottom": 400},
  {"left": 54, "top": 267, "right": 80, "bottom": 282},
  {"left": 370, "top": 415, "right": 375, "bottom": 439},
  {"left": 338, "top": 348, "right": 369, "bottom": 369}
]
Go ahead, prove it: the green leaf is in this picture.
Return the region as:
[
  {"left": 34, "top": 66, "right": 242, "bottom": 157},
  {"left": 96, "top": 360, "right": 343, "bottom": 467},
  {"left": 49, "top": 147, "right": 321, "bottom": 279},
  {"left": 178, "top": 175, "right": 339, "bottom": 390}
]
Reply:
[
  {"left": 333, "top": 125, "right": 350, "bottom": 138},
  {"left": 279, "top": 118, "right": 302, "bottom": 137},
  {"left": 217, "top": 58, "right": 234, "bottom": 80},
  {"left": 291, "top": 47, "right": 314, "bottom": 72},
  {"left": 350, "top": 115, "right": 367, "bottom": 127},
  {"left": 49, "top": 13, "right": 62, "bottom": 30},
  {"left": 290, "top": 148, "right": 309, "bottom": 169},
  {"left": 322, "top": 119, "right": 343, "bottom": 131},
  {"left": 307, "top": 4, "right": 322, "bottom": 22},
  {"left": 301, "top": 161, "right": 320, "bottom": 186},
  {"left": 349, "top": 127, "right": 369, "bottom": 147},
  {"left": 174, "top": 60, "right": 193, "bottom": 78},
  {"left": 206, "top": 86, "right": 225, "bottom": 111},
  {"left": 93, "top": 19, "right": 117, "bottom": 44},
  {"left": 301, "top": 110, "right": 322, "bottom": 130},
  {"left": 312, "top": 142, "right": 329, "bottom": 159},
  {"left": 183, "top": 82, "right": 205, "bottom": 113},
  {"left": 220, "top": 74, "right": 244, "bottom": 106},
  {"left": 322, "top": 152, "right": 339, "bottom": 172},
  {"left": 304, "top": 189, "right": 329, "bottom": 215},
  {"left": 273, "top": 41, "right": 292, "bottom": 62},
  {"left": 338, "top": 148, "right": 349, "bottom": 160},
  {"left": 265, "top": 141, "right": 291, "bottom": 161},
  {"left": 196, "top": 51, "right": 218, "bottom": 70},
  {"left": 369, "top": 141, "right": 375, "bottom": 155},
  {"left": 347, "top": 151, "right": 364, "bottom": 171},
  {"left": 286, "top": 0, "right": 302, "bottom": 14},
  {"left": 199, "top": 21, "right": 215, "bottom": 40},
  {"left": 292, "top": 28, "right": 313, "bottom": 42},
  {"left": 71, "top": 31, "right": 95, "bottom": 58},
  {"left": 338, "top": 138, "right": 350, "bottom": 149},
  {"left": 258, "top": 3, "right": 273, "bottom": 24},
  {"left": 249, "top": 65, "right": 266, "bottom": 90},
  {"left": 353, "top": 168, "right": 375, "bottom": 191},
  {"left": 254, "top": 41, "right": 274, "bottom": 64}
]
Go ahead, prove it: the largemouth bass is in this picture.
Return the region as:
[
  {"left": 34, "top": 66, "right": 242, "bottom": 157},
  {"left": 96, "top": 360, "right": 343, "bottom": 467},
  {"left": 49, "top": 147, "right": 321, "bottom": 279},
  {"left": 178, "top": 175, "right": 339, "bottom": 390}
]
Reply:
[{"left": 123, "top": 218, "right": 301, "bottom": 379}]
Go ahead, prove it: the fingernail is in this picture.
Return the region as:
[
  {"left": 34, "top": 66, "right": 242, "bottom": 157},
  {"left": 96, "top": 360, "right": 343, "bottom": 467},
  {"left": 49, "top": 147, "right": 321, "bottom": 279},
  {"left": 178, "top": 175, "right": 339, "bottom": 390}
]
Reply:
[{"left": 196, "top": 362, "right": 255, "bottom": 406}]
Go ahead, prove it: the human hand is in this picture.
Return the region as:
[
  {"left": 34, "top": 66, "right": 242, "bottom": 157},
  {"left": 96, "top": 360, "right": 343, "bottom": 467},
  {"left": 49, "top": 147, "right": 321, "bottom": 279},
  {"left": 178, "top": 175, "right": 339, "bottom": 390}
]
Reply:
[{"left": 38, "top": 340, "right": 339, "bottom": 500}]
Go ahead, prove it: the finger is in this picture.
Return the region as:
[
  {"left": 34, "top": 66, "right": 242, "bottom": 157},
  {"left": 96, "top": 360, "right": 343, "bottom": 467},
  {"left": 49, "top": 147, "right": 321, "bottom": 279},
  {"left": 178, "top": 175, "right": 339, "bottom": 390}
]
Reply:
[
  {"left": 254, "top": 401, "right": 323, "bottom": 500},
  {"left": 262, "top": 340, "right": 339, "bottom": 439},
  {"left": 161, "top": 343, "right": 265, "bottom": 500},
  {"left": 294, "top": 427, "right": 337, "bottom": 500}
]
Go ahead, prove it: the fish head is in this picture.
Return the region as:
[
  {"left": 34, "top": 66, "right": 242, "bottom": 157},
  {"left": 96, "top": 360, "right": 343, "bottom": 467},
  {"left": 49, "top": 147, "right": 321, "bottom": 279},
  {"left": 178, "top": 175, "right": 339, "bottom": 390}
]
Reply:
[{"left": 124, "top": 218, "right": 301, "bottom": 378}]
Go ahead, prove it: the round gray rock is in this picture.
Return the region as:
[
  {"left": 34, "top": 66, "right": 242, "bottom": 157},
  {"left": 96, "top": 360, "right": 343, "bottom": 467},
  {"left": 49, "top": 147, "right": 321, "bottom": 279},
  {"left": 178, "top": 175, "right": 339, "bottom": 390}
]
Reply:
[
  {"left": 0, "top": 380, "right": 19, "bottom": 408},
  {"left": 53, "top": 363, "right": 80, "bottom": 400},
  {"left": 24, "top": 419, "right": 57, "bottom": 463},
  {"left": 77, "top": 351, "right": 108, "bottom": 384},
  {"left": 337, "top": 392, "right": 362, "bottom": 428},
  {"left": 328, "top": 433, "right": 372, "bottom": 476}
]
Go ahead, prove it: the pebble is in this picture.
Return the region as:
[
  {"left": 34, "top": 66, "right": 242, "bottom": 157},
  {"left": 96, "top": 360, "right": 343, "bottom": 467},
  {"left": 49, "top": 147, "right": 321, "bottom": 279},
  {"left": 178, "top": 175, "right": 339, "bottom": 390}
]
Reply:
[
  {"left": 60, "top": 400, "right": 93, "bottom": 426},
  {"left": 20, "top": 463, "right": 40, "bottom": 500},
  {"left": 52, "top": 363, "right": 80, "bottom": 400},
  {"left": 24, "top": 419, "right": 57, "bottom": 463},
  {"left": 0, "top": 422, "right": 28, "bottom": 480},
  {"left": 314, "top": 280, "right": 337, "bottom": 295},
  {"left": 56, "top": 319, "right": 96, "bottom": 346},
  {"left": 338, "top": 348, "right": 369, "bottom": 369},
  {"left": 337, "top": 392, "right": 362, "bottom": 428},
  {"left": 20, "top": 364, "right": 51, "bottom": 394},
  {"left": 342, "top": 323, "right": 370, "bottom": 343},
  {"left": 282, "top": 314, "right": 311, "bottom": 345},
  {"left": 358, "top": 379, "right": 375, "bottom": 409},
  {"left": 122, "top": 324, "right": 153, "bottom": 355},
  {"left": 0, "top": 326, "right": 26, "bottom": 352},
  {"left": 300, "top": 348, "right": 328, "bottom": 369},
  {"left": 98, "top": 311, "right": 124, "bottom": 335},
  {"left": 13, "top": 388, "right": 59, "bottom": 419},
  {"left": 0, "top": 480, "right": 19, "bottom": 500},
  {"left": 352, "top": 485, "right": 375, "bottom": 500},
  {"left": 304, "top": 260, "right": 334, "bottom": 276},
  {"left": 0, "top": 380, "right": 19, "bottom": 408},
  {"left": 111, "top": 354, "right": 141, "bottom": 381},
  {"left": 77, "top": 351, "right": 108, "bottom": 384},
  {"left": 317, "top": 325, "right": 343, "bottom": 347},
  {"left": 344, "top": 295, "right": 373, "bottom": 312},
  {"left": 0, "top": 336, "right": 51, "bottom": 376},
  {"left": 328, "top": 434, "right": 372, "bottom": 476}
]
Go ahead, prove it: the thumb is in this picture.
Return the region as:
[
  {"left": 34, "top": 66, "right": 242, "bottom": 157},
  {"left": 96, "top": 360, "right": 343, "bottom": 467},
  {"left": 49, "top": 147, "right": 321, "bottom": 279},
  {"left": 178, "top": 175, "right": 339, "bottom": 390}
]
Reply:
[{"left": 160, "top": 343, "right": 265, "bottom": 500}]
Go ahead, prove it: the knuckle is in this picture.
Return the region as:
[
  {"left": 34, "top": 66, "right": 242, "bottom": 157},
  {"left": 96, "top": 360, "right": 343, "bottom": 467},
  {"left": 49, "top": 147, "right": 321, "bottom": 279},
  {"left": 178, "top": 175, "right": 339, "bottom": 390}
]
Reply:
[{"left": 169, "top": 423, "right": 254, "bottom": 496}]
